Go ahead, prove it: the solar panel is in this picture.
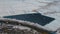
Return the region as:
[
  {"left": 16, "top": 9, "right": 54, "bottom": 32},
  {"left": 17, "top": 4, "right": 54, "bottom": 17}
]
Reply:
[{"left": 4, "top": 13, "right": 55, "bottom": 26}]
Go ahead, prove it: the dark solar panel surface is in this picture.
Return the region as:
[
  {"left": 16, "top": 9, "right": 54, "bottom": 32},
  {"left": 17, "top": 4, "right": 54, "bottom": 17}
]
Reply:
[{"left": 4, "top": 13, "right": 55, "bottom": 26}]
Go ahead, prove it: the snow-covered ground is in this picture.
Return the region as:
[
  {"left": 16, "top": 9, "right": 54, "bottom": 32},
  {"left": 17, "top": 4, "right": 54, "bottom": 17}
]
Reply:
[
  {"left": 0, "top": 0, "right": 60, "bottom": 32},
  {"left": 0, "top": 0, "right": 56, "bottom": 16}
]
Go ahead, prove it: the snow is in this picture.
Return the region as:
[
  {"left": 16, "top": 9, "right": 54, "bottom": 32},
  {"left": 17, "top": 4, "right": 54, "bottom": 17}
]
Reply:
[{"left": 0, "top": 0, "right": 55, "bottom": 16}]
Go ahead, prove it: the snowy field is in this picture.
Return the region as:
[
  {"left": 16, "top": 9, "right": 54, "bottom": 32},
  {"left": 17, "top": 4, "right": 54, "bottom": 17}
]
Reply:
[
  {"left": 0, "top": 0, "right": 60, "bottom": 32},
  {"left": 0, "top": 0, "right": 57, "bottom": 16}
]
